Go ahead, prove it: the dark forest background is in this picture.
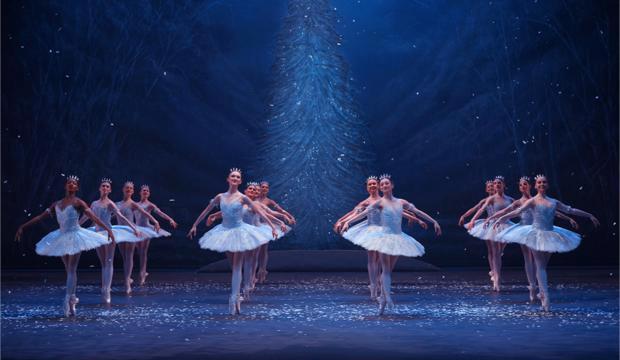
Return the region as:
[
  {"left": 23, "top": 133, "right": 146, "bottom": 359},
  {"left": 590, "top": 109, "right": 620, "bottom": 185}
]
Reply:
[{"left": 2, "top": 0, "right": 618, "bottom": 269}]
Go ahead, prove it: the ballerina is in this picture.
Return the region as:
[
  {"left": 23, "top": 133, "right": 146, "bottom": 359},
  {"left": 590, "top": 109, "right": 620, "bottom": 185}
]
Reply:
[
  {"left": 79, "top": 178, "right": 144, "bottom": 303},
  {"left": 207, "top": 182, "right": 289, "bottom": 298},
  {"left": 466, "top": 176, "right": 514, "bottom": 291},
  {"left": 340, "top": 174, "right": 441, "bottom": 315},
  {"left": 255, "top": 180, "right": 295, "bottom": 283},
  {"left": 187, "top": 169, "right": 278, "bottom": 315},
  {"left": 334, "top": 176, "right": 427, "bottom": 300},
  {"left": 482, "top": 176, "right": 579, "bottom": 301},
  {"left": 458, "top": 180, "right": 495, "bottom": 282},
  {"left": 15, "top": 175, "right": 114, "bottom": 316},
  {"left": 116, "top": 181, "right": 161, "bottom": 294},
  {"left": 134, "top": 184, "right": 178, "bottom": 286},
  {"left": 493, "top": 174, "right": 599, "bottom": 311}
]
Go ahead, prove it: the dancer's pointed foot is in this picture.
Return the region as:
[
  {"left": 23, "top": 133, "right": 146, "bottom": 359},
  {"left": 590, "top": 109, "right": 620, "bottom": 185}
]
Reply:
[
  {"left": 527, "top": 285, "right": 537, "bottom": 302},
  {"left": 69, "top": 295, "right": 79, "bottom": 316},
  {"left": 378, "top": 297, "right": 387, "bottom": 316},
  {"left": 368, "top": 284, "right": 378, "bottom": 300},
  {"left": 139, "top": 272, "right": 149, "bottom": 286},
  {"left": 229, "top": 295, "right": 240, "bottom": 315},
  {"left": 242, "top": 287, "right": 251, "bottom": 301},
  {"left": 124, "top": 281, "right": 132, "bottom": 295},
  {"left": 539, "top": 293, "right": 550, "bottom": 312},
  {"left": 259, "top": 269, "right": 268, "bottom": 283},
  {"left": 101, "top": 287, "right": 111, "bottom": 304}
]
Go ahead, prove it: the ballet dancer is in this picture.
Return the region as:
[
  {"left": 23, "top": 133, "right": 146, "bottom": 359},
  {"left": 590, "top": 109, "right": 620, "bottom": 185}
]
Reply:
[
  {"left": 335, "top": 176, "right": 427, "bottom": 300},
  {"left": 493, "top": 174, "right": 599, "bottom": 311},
  {"left": 134, "top": 184, "right": 178, "bottom": 286},
  {"left": 340, "top": 174, "right": 442, "bottom": 315},
  {"left": 15, "top": 175, "right": 114, "bottom": 316},
  {"left": 482, "top": 176, "right": 579, "bottom": 301},
  {"left": 187, "top": 169, "right": 277, "bottom": 315},
  {"left": 466, "top": 176, "right": 514, "bottom": 291},
  {"left": 255, "top": 180, "right": 295, "bottom": 283},
  {"left": 116, "top": 181, "right": 161, "bottom": 294},
  {"left": 80, "top": 178, "right": 143, "bottom": 303}
]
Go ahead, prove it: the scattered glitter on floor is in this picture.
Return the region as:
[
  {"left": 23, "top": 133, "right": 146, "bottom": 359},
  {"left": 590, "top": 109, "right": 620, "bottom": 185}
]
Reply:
[{"left": 2, "top": 268, "right": 618, "bottom": 359}]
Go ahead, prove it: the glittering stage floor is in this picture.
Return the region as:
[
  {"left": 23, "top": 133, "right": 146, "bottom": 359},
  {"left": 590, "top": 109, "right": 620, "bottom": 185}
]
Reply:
[{"left": 1, "top": 268, "right": 618, "bottom": 360}]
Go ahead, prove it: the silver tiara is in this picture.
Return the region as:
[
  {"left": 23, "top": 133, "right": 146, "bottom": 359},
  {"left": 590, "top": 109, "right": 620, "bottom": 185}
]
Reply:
[
  {"left": 124, "top": 181, "right": 134, "bottom": 187},
  {"left": 260, "top": 180, "right": 269, "bottom": 185},
  {"left": 494, "top": 175, "right": 505, "bottom": 182},
  {"left": 247, "top": 181, "right": 259, "bottom": 187},
  {"left": 519, "top": 176, "right": 530, "bottom": 183},
  {"left": 141, "top": 184, "right": 150, "bottom": 190},
  {"left": 485, "top": 180, "right": 493, "bottom": 185},
  {"left": 366, "top": 175, "right": 378, "bottom": 182},
  {"left": 379, "top": 173, "right": 391, "bottom": 181},
  {"left": 534, "top": 174, "right": 546, "bottom": 181},
  {"left": 66, "top": 175, "right": 80, "bottom": 182},
  {"left": 100, "top": 177, "right": 112, "bottom": 184},
  {"left": 229, "top": 167, "right": 242, "bottom": 174}
]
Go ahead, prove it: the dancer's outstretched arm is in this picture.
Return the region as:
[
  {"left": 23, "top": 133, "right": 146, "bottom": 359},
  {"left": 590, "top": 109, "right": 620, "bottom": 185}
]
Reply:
[
  {"left": 131, "top": 201, "right": 160, "bottom": 232},
  {"left": 403, "top": 210, "right": 428, "bottom": 229},
  {"left": 151, "top": 203, "right": 178, "bottom": 228},
  {"left": 459, "top": 197, "right": 487, "bottom": 226},
  {"left": 554, "top": 211, "right": 579, "bottom": 229},
  {"left": 493, "top": 199, "right": 534, "bottom": 229},
  {"left": 78, "top": 199, "right": 115, "bottom": 243},
  {"left": 467, "top": 197, "right": 493, "bottom": 230},
  {"left": 244, "top": 196, "right": 277, "bottom": 239},
  {"left": 15, "top": 203, "right": 55, "bottom": 241},
  {"left": 484, "top": 201, "right": 521, "bottom": 227},
  {"left": 206, "top": 211, "right": 222, "bottom": 227},
  {"left": 188, "top": 195, "right": 221, "bottom": 239},
  {"left": 340, "top": 201, "right": 381, "bottom": 233},
  {"left": 335, "top": 202, "right": 367, "bottom": 232},
  {"left": 556, "top": 201, "right": 600, "bottom": 227},
  {"left": 266, "top": 198, "right": 295, "bottom": 223},
  {"left": 109, "top": 202, "right": 141, "bottom": 236},
  {"left": 402, "top": 200, "right": 441, "bottom": 235}
]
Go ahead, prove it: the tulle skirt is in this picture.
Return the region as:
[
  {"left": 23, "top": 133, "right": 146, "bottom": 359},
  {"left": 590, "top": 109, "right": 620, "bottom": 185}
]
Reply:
[
  {"left": 199, "top": 223, "right": 272, "bottom": 252},
  {"left": 36, "top": 228, "right": 109, "bottom": 256},
  {"left": 134, "top": 225, "right": 172, "bottom": 241},
  {"left": 342, "top": 220, "right": 383, "bottom": 248},
  {"left": 258, "top": 223, "right": 290, "bottom": 240},
  {"left": 89, "top": 225, "right": 145, "bottom": 243},
  {"left": 498, "top": 225, "right": 581, "bottom": 253},
  {"left": 467, "top": 219, "right": 515, "bottom": 241},
  {"left": 354, "top": 230, "right": 425, "bottom": 257}
]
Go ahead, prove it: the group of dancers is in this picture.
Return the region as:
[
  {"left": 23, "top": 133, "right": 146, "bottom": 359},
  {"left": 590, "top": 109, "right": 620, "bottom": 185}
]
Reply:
[{"left": 15, "top": 169, "right": 598, "bottom": 317}]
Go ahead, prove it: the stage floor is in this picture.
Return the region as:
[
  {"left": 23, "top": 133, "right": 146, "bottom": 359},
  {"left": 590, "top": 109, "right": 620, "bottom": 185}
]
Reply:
[{"left": 2, "top": 268, "right": 618, "bottom": 359}]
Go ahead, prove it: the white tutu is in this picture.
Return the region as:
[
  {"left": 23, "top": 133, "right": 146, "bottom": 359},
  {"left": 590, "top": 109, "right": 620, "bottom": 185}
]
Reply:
[
  {"left": 36, "top": 228, "right": 109, "bottom": 256},
  {"left": 88, "top": 225, "right": 144, "bottom": 243},
  {"left": 136, "top": 225, "right": 171, "bottom": 241},
  {"left": 467, "top": 220, "right": 515, "bottom": 241},
  {"left": 258, "top": 223, "right": 289, "bottom": 240},
  {"left": 501, "top": 225, "right": 581, "bottom": 253},
  {"left": 355, "top": 230, "right": 425, "bottom": 257},
  {"left": 199, "top": 223, "right": 272, "bottom": 252},
  {"left": 342, "top": 220, "right": 383, "bottom": 248},
  {"left": 494, "top": 223, "right": 529, "bottom": 244}
]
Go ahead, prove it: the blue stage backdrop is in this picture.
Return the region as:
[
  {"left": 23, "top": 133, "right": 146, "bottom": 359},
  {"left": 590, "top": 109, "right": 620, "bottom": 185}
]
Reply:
[{"left": 2, "top": 0, "right": 617, "bottom": 268}]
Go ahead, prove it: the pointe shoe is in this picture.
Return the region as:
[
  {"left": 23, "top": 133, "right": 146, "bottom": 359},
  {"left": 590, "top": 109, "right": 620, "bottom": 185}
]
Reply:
[
  {"left": 242, "top": 287, "right": 251, "bottom": 301},
  {"left": 229, "top": 295, "right": 240, "bottom": 315},
  {"left": 527, "top": 285, "right": 537, "bottom": 302},
  {"left": 378, "top": 297, "right": 387, "bottom": 316},
  {"left": 69, "top": 295, "right": 79, "bottom": 316},
  {"left": 386, "top": 298, "right": 395, "bottom": 311},
  {"left": 139, "top": 272, "right": 149, "bottom": 286},
  {"left": 539, "top": 292, "right": 550, "bottom": 312},
  {"left": 258, "top": 269, "right": 268, "bottom": 283},
  {"left": 101, "top": 288, "right": 111, "bottom": 304},
  {"left": 63, "top": 295, "right": 71, "bottom": 317},
  {"left": 368, "top": 284, "right": 377, "bottom": 300},
  {"left": 124, "top": 282, "right": 132, "bottom": 295}
]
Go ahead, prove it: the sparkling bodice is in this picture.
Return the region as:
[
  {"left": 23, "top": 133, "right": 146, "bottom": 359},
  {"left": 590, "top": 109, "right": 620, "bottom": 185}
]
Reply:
[
  {"left": 380, "top": 200, "right": 404, "bottom": 234},
  {"left": 116, "top": 201, "right": 135, "bottom": 226},
  {"left": 241, "top": 204, "right": 259, "bottom": 225},
  {"left": 532, "top": 198, "right": 557, "bottom": 231},
  {"left": 367, "top": 206, "right": 382, "bottom": 226},
  {"left": 220, "top": 194, "right": 244, "bottom": 228},
  {"left": 520, "top": 207, "right": 534, "bottom": 225},
  {"left": 90, "top": 200, "right": 112, "bottom": 230},
  {"left": 133, "top": 202, "right": 152, "bottom": 227},
  {"left": 55, "top": 204, "right": 80, "bottom": 232}
]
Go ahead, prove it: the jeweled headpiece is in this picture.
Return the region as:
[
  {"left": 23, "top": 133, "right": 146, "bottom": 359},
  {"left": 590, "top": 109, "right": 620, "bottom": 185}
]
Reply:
[
  {"left": 100, "top": 177, "right": 112, "bottom": 184},
  {"left": 494, "top": 175, "right": 505, "bottom": 182},
  {"left": 534, "top": 174, "right": 546, "bottom": 181},
  {"left": 124, "top": 181, "right": 134, "bottom": 187},
  {"left": 366, "top": 175, "right": 378, "bottom": 183},
  {"left": 485, "top": 180, "right": 493, "bottom": 185},
  {"left": 247, "top": 181, "right": 259, "bottom": 187},
  {"left": 229, "top": 167, "right": 242, "bottom": 175},
  {"left": 379, "top": 173, "right": 391, "bottom": 181},
  {"left": 141, "top": 184, "right": 150, "bottom": 190},
  {"left": 519, "top": 176, "right": 530, "bottom": 183},
  {"left": 66, "top": 175, "right": 80, "bottom": 183}
]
